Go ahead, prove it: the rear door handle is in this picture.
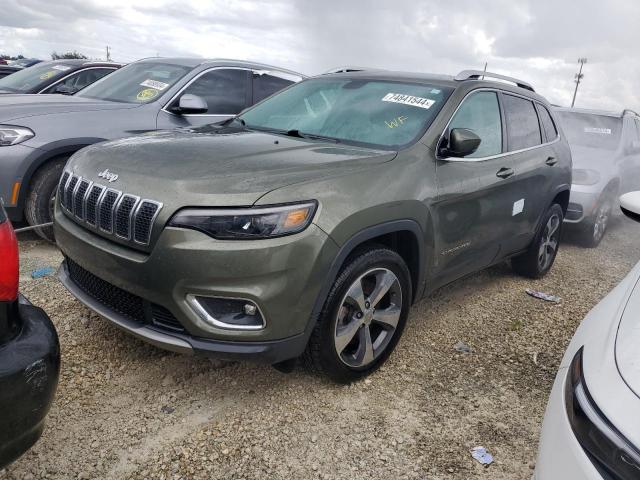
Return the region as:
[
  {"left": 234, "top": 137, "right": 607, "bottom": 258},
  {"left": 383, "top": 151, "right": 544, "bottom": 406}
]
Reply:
[
  {"left": 496, "top": 167, "right": 514, "bottom": 179},
  {"left": 545, "top": 156, "right": 557, "bottom": 166}
]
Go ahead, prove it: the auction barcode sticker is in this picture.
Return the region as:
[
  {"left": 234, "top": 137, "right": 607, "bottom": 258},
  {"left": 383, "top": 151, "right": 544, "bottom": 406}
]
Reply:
[
  {"left": 382, "top": 93, "right": 435, "bottom": 109},
  {"left": 140, "top": 79, "right": 170, "bottom": 90}
]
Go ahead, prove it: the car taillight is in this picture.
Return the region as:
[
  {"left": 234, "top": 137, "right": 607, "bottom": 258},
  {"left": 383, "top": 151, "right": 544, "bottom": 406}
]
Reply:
[{"left": 0, "top": 218, "right": 18, "bottom": 301}]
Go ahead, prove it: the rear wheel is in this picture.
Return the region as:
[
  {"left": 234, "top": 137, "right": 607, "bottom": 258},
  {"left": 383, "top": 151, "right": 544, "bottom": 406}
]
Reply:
[
  {"left": 512, "top": 203, "right": 563, "bottom": 278},
  {"left": 580, "top": 196, "right": 612, "bottom": 248},
  {"left": 302, "top": 247, "right": 411, "bottom": 383},
  {"left": 24, "top": 158, "right": 67, "bottom": 242}
]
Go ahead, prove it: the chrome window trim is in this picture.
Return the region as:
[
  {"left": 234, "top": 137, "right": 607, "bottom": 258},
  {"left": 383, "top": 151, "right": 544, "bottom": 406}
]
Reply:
[
  {"left": 186, "top": 294, "right": 267, "bottom": 331},
  {"left": 132, "top": 199, "right": 163, "bottom": 246},
  {"left": 37, "top": 67, "right": 118, "bottom": 94},
  {"left": 436, "top": 87, "right": 561, "bottom": 163},
  {"left": 85, "top": 184, "right": 106, "bottom": 227},
  {"left": 98, "top": 188, "right": 122, "bottom": 234},
  {"left": 114, "top": 194, "right": 141, "bottom": 240}
]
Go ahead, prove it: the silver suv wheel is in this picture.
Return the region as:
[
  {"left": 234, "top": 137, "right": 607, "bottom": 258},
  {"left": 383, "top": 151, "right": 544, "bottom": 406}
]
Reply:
[{"left": 333, "top": 268, "right": 403, "bottom": 368}]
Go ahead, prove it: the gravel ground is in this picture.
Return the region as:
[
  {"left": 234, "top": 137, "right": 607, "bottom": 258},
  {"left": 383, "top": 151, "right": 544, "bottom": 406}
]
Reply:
[{"left": 3, "top": 214, "right": 640, "bottom": 480}]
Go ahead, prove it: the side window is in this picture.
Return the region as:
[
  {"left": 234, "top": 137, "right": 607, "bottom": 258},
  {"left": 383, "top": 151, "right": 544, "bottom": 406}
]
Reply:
[
  {"left": 177, "top": 69, "right": 249, "bottom": 115},
  {"left": 448, "top": 91, "right": 502, "bottom": 158},
  {"left": 537, "top": 104, "right": 558, "bottom": 142},
  {"left": 253, "top": 73, "right": 294, "bottom": 103},
  {"left": 502, "top": 94, "right": 542, "bottom": 151},
  {"left": 42, "top": 68, "right": 114, "bottom": 94}
]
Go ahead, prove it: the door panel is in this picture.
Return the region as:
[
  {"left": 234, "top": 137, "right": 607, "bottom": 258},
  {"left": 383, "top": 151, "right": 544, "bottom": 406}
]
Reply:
[{"left": 431, "top": 90, "right": 518, "bottom": 285}]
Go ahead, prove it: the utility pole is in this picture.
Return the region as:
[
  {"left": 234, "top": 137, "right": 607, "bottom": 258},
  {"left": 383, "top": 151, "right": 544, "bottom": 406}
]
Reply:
[
  {"left": 106, "top": 46, "right": 111, "bottom": 62},
  {"left": 482, "top": 62, "right": 487, "bottom": 80},
  {"left": 571, "top": 58, "right": 587, "bottom": 108}
]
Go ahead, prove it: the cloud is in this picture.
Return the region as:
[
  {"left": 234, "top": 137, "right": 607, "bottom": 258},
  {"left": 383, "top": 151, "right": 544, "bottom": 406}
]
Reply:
[{"left": 0, "top": 0, "right": 638, "bottom": 111}]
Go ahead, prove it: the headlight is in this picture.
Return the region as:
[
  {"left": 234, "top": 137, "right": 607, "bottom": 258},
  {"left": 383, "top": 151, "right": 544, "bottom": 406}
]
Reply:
[
  {"left": 565, "top": 348, "right": 640, "bottom": 479},
  {"left": 168, "top": 201, "right": 317, "bottom": 239},
  {"left": 0, "top": 125, "right": 35, "bottom": 146},
  {"left": 572, "top": 169, "right": 601, "bottom": 186}
]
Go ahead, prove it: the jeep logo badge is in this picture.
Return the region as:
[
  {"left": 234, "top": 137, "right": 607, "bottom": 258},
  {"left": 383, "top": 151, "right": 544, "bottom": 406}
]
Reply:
[{"left": 98, "top": 168, "right": 119, "bottom": 183}]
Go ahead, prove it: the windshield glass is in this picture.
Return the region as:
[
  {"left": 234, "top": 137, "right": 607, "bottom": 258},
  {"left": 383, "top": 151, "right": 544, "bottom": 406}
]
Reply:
[
  {"left": 0, "top": 62, "right": 74, "bottom": 93},
  {"left": 556, "top": 111, "right": 622, "bottom": 150},
  {"left": 77, "top": 62, "right": 191, "bottom": 104},
  {"left": 238, "top": 78, "right": 453, "bottom": 149}
]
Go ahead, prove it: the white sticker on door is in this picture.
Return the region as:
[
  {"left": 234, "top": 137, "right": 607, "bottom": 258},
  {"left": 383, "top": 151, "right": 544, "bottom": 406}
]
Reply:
[
  {"left": 140, "top": 79, "right": 170, "bottom": 90},
  {"left": 512, "top": 198, "right": 525, "bottom": 216},
  {"left": 382, "top": 93, "right": 435, "bottom": 109}
]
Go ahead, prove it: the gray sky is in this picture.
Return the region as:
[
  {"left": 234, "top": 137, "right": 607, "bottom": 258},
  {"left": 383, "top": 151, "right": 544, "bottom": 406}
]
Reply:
[{"left": 1, "top": 0, "right": 638, "bottom": 111}]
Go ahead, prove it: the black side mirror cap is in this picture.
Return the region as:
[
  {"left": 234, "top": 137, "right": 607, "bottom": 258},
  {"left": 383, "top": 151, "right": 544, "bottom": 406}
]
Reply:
[{"left": 441, "top": 128, "right": 482, "bottom": 158}]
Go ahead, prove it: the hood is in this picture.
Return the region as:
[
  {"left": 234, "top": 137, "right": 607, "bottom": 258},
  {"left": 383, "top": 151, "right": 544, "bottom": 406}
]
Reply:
[
  {"left": 570, "top": 144, "right": 618, "bottom": 171},
  {"left": 615, "top": 270, "right": 640, "bottom": 400},
  {"left": 0, "top": 94, "right": 139, "bottom": 122},
  {"left": 67, "top": 128, "right": 396, "bottom": 209}
]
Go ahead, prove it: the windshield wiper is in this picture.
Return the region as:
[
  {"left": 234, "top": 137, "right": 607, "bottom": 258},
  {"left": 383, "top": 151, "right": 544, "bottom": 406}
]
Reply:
[
  {"left": 284, "top": 129, "right": 340, "bottom": 143},
  {"left": 218, "top": 116, "right": 246, "bottom": 127}
]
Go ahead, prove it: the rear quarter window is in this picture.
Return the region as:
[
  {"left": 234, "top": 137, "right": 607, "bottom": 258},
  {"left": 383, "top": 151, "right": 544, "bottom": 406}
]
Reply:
[
  {"left": 537, "top": 104, "right": 558, "bottom": 142},
  {"left": 502, "top": 94, "right": 542, "bottom": 151}
]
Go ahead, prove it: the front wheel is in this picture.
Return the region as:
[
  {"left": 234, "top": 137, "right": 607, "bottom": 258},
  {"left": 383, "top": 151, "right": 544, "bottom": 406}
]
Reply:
[
  {"left": 512, "top": 204, "right": 564, "bottom": 279},
  {"left": 24, "top": 159, "right": 67, "bottom": 242},
  {"left": 302, "top": 247, "right": 412, "bottom": 383},
  {"left": 580, "top": 197, "right": 612, "bottom": 248}
]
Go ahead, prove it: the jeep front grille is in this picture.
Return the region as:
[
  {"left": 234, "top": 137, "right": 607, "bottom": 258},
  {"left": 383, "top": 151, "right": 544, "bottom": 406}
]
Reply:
[{"left": 59, "top": 171, "right": 162, "bottom": 246}]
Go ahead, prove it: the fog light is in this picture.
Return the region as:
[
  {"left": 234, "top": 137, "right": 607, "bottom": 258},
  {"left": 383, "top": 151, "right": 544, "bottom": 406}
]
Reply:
[{"left": 186, "top": 295, "right": 265, "bottom": 330}]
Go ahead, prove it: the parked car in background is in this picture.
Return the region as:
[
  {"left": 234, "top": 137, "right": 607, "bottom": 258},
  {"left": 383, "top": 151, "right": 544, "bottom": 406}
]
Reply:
[
  {"left": 0, "top": 57, "right": 304, "bottom": 240},
  {"left": 0, "top": 59, "right": 121, "bottom": 95},
  {"left": 535, "top": 191, "right": 640, "bottom": 479},
  {"left": 554, "top": 107, "right": 640, "bottom": 246},
  {"left": 0, "top": 66, "right": 19, "bottom": 80},
  {"left": 0, "top": 203, "right": 60, "bottom": 468},
  {"left": 54, "top": 69, "right": 571, "bottom": 382},
  {"left": 8, "top": 58, "right": 43, "bottom": 69}
]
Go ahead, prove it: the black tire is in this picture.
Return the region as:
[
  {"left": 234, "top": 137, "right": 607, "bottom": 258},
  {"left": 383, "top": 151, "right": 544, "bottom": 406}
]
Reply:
[
  {"left": 24, "top": 158, "right": 67, "bottom": 242},
  {"left": 579, "top": 194, "right": 613, "bottom": 248},
  {"left": 512, "top": 203, "right": 564, "bottom": 279},
  {"left": 302, "top": 247, "right": 412, "bottom": 383}
]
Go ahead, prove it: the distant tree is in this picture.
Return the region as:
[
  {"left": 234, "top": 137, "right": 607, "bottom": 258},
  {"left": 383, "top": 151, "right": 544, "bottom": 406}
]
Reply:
[{"left": 51, "top": 51, "right": 88, "bottom": 60}]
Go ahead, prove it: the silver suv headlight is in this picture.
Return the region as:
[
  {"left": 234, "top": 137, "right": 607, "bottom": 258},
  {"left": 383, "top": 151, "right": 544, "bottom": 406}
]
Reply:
[
  {"left": 168, "top": 201, "right": 317, "bottom": 239},
  {"left": 0, "top": 125, "right": 35, "bottom": 146}
]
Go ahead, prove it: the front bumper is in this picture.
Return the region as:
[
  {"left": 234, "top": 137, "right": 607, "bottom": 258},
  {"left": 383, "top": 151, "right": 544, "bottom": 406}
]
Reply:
[
  {"left": 564, "top": 185, "right": 602, "bottom": 224},
  {"left": 0, "top": 298, "right": 60, "bottom": 469},
  {"left": 0, "top": 144, "right": 39, "bottom": 220},
  {"left": 535, "top": 368, "right": 603, "bottom": 479},
  {"left": 54, "top": 206, "right": 338, "bottom": 363}
]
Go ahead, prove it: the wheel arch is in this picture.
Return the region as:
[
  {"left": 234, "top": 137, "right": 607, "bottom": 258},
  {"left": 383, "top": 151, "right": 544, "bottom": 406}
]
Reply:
[{"left": 16, "top": 139, "right": 107, "bottom": 216}]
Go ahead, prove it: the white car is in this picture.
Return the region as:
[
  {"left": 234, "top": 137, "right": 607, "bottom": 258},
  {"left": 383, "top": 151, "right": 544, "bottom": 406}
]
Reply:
[{"left": 535, "top": 191, "right": 640, "bottom": 479}]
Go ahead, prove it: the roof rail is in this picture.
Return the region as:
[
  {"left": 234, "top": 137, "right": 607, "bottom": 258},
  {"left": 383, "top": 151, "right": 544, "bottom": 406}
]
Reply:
[
  {"left": 323, "top": 66, "right": 380, "bottom": 74},
  {"left": 623, "top": 109, "right": 640, "bottom": 117},
  {"left": 454, "top": 70, "right": 535, "bottom": 92}
]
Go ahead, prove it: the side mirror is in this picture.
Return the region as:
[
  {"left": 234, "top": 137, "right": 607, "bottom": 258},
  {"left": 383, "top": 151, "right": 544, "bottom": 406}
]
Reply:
[
  {"left": 172, "top": 94, "right": 208, "bottom": 115},
  {"left": 52, "top": 84, "right": 76, "bottom": 95},
  {"left": 442, "top": 128, "right": 482, "bottom": 158},
  {"left": 620, "top": 192, "right": 640, "bottom": 222}
]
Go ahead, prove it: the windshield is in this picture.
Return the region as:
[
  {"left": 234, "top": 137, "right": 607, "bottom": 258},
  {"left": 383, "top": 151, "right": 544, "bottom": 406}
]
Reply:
[
  {"left": 0, "top": 62, "right": 74, "bottom": 93},
  {"left": 556, "top": 111, "right": 622, "bottom": 151},
  {"left": 238, "top": 78, "right": 453, "bottom": 149},
  {"left": 77, "top": 62, "right": 191, "bottom": 104}
]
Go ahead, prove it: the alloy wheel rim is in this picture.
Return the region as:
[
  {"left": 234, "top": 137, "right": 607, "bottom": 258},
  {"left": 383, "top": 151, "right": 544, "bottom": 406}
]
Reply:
[
  {"left": 538, "top": 214, "right": 560, "bottom": 271},
  {"left": 593, "top": 203, "right": 610, "bottom": 241},
  {"left": 333, "top": 268, "right": 403, "bottom": 368}
]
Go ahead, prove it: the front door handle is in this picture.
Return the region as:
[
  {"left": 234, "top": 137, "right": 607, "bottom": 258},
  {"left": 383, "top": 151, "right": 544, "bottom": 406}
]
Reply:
[
  {"left": 496, "top": 167, "right": 514, "bottom": 179},
  {"left": 545, "top": 156, "right": 557, "bottom": 166}
]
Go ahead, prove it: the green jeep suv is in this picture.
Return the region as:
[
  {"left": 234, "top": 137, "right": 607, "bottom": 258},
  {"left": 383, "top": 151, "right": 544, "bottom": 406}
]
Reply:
[{"left": 54, "top": 69, "right": 571, "bottom": 382}]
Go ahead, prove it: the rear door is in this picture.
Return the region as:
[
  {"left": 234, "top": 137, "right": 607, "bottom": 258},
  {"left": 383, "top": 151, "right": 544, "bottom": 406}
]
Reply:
[
  {"left": 501, "top": 95, "right": 558, "bottom": 252},
  {"left": 432, "top": 90, "right": 520, "bottom": 284},
  {"left": 156, "top": 68, "right": 252, "bottom": 129}
]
